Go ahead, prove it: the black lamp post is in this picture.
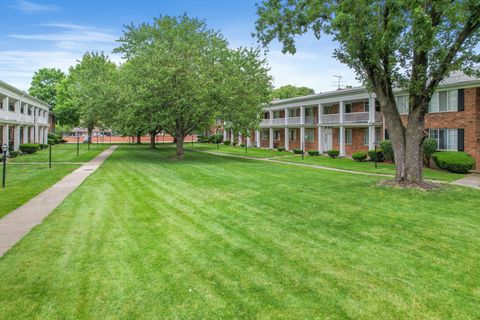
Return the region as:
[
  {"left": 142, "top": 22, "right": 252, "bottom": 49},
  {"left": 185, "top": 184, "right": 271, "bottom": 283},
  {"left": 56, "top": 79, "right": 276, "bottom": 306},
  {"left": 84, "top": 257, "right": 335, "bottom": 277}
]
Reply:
[
  {"left": 49, "top": 144, "right": 52, "bottom": 169},
  {"left": 2, "top": 144, "right": 7, "bottom": 188},
  {"left": 76, "top": 136, "right": 80, "bottom": 156}
]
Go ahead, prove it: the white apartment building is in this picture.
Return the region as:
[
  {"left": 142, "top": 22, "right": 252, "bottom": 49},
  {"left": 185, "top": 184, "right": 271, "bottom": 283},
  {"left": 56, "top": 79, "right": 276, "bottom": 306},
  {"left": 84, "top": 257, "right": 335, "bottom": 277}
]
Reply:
[{"left": 0, "top": 80, "right": 50, "bottom": 155}]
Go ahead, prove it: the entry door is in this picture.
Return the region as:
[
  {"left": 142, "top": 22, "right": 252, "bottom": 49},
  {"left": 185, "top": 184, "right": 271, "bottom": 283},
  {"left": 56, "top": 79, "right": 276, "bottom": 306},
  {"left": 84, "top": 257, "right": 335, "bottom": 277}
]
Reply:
[{"left": 323, "top": 128, "right": 333, "bottom": 151}]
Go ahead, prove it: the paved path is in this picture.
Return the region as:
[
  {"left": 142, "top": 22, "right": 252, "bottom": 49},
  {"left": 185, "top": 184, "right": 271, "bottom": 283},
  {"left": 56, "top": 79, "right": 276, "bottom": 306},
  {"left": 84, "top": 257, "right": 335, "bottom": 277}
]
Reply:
[
  {"left": 452, "top": 173, "right": 480, "bottom": 189},
  {"left": 0, "top": 145, "right": 117, "bottom": 257}
]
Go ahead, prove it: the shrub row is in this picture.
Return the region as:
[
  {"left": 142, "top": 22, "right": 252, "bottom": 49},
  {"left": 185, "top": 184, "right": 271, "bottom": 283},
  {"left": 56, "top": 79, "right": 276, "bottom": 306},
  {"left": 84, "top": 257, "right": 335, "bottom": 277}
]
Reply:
[{"left": 19, "top": 143, "right": 40, "bottom": 154}]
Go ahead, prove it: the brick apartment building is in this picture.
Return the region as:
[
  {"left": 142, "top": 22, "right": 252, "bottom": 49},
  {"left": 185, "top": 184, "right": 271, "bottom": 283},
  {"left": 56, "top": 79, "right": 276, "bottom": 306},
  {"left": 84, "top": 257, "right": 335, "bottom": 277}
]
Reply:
[{"left": 224, "top": 72, "right": 480, "bottom": 169}]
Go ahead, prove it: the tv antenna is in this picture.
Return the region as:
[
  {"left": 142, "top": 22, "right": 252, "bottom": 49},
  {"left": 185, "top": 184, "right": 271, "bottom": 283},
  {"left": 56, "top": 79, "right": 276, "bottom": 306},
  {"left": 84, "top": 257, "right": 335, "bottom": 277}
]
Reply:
[{"left": 333, "top": 75, "right": 343, "bottom": 90}]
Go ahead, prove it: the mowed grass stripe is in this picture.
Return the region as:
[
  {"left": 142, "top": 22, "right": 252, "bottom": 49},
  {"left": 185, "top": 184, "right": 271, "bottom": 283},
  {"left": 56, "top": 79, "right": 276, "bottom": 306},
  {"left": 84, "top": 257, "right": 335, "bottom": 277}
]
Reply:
[{"left": 0, "top": 145, "right": 479, "bottom": 319}]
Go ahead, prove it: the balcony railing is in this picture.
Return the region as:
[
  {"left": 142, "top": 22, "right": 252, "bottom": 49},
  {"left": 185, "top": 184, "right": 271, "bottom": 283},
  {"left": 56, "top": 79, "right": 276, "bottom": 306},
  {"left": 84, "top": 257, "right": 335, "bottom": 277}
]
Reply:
[
  {"left": 287, "top": 116, "right": 301, "bottom": 124},
  {"left": 271, "top": 118, "right": 285, "bottom": 125},
  {"left": 305, "top": 116, "right": 317, "bottom": 124},
  {"left": 344, "top": 112, "right": 369, "bottom": 123},
  {"left": 320, "top": 114, "right": 340, "bottom": 124}
]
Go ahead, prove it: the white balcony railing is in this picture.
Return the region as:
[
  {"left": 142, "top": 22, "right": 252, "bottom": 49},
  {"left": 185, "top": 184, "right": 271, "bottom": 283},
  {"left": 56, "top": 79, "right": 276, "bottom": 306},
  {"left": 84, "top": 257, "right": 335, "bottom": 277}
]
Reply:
[
  {"left": 287, "top": 116, "right": 301, "bottom": 125},
  {"left": 344, "top": 112, "right": 369, "bottom": 123},
  {"left": 320, "top": 114, "right": 340, "bottom": 124},
  {"left": 271, "top": 118, "right": 286, "bottom": 125},
  {"left": 305, "top": 116, "right": 317, "bottom": 124}
]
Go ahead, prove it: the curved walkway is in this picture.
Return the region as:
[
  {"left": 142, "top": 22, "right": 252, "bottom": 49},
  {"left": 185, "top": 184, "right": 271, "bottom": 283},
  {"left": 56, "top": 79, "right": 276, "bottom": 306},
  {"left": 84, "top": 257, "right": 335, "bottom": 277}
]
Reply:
[{"left": 0, "top": 145, "right": 117, "bottom": 257}]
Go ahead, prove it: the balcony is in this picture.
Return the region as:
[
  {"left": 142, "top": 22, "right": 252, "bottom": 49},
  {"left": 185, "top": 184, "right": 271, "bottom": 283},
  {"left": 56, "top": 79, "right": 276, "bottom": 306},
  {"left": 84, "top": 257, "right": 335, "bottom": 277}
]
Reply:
[
  {"left": 320, "top": 112, "right": 382, "bottom": 125},
  {"left": 304, "top": 116, "right": 317, "bottom": 124}
]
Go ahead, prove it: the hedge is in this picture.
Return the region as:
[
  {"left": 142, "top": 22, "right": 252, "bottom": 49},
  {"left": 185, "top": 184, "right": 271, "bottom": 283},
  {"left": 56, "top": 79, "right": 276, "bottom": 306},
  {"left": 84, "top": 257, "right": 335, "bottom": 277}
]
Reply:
[
  {"left": 423, "top": 138, "right": 438, "bottom": 167},
  {"left": 380, "top": 140, "right": 394, "bottom": 162},
  {"left": 352, "top": 151, "right": 367, "bottom": 162},
  {"left": 223, "top": 141, "right": 231, "bottom": 145},
  {"left": 368, "top": 149, "right": 384, "bottom": 162},
  {"left": 307, "top": 150, "right": 320, "bottom": 156},
  {"left": 19, "top": 143, "right": 40, "bottom": 154},
  {"left": 432, "top": 151, "right": 475, "bottom": 174},
  {"left": 327, "top": 150, "right": 339, "bottom": 158},
  {"left": 277, "top": 147, "right": 285, "bottom": 152},
  {"left": 292, "top": 148, "right": 303, "bottom": 154}
]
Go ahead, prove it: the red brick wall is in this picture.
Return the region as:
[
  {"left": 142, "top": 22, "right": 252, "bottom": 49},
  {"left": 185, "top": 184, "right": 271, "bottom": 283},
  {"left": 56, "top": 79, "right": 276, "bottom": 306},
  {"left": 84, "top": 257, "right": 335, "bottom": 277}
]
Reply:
[
  {"left": 289, "top": 128, "right": 300, "bottom": 150},
  {"left": 332, "top": 128, "right": 369, "bottom": 155},
  {"left": 399, "top": 87, "right": 480, "bottom": 169}
]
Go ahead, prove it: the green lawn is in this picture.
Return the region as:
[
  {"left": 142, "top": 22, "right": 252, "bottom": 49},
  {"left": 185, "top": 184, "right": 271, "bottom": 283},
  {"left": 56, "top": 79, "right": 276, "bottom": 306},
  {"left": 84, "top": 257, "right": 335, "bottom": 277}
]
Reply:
[
  {"left": 277, "top": 155, "right": 465, "bottom": 182},
  {"left": 0, "top": 144, "right": 109, "bottom": 219},
  {"left": 190, "top": 143, "right": 286, "bottom": 158},
  {"left": 192, "top": 144, "right": 464, "bottom": 182},
  {"left": 10, "top": 143, "right": 110, "bottom": 163},
  {"left": 0, "top": 164, "right": 78, "bottom": 218},
  {"left": 0, "top": 145, "right": 479, "bottom": 319}
]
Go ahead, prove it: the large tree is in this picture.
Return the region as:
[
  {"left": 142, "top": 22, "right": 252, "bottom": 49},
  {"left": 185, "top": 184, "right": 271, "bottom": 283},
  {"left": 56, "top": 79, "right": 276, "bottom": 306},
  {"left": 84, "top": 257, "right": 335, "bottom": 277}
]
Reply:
[
  {"left": 272, "top": 85, "right": 314, "bottom": 100},
  {"left": 255, "top": 0, "right": 480, "bottom": 186},
  {"left": 56, "top": 52, "right": 117, "bottom": 142},
  {"left": 115, "top": 15, "right": 271, "bottom": 159},
  {"left": 28, "top": 68, "right": 65, "bottom": 108}
]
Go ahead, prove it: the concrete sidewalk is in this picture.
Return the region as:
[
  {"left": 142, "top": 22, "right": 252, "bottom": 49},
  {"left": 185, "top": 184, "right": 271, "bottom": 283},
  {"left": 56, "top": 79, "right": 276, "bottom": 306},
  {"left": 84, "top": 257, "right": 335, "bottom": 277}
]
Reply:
[
  {"left": 0, "top": 145, "right": 117, "bottom": 257},
  {"left": 452, "top": 173, "right": 480, "bottom": 189}
]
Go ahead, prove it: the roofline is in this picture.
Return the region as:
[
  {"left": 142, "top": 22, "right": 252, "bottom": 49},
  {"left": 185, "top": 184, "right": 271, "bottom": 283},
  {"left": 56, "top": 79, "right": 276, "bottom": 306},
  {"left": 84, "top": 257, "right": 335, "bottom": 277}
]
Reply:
[
  {"left": 270, "top": 77, "right": 480, "bottom": 107},
  {"left": 0, "top": 79, "right": 51, "bottom": 109}
]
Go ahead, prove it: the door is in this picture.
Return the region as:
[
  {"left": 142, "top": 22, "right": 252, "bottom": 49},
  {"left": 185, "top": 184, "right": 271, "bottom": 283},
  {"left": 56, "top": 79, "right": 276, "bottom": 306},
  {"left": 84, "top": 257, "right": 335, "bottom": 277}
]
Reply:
[{"left": 323, "top": 128, "right": 332, "bottom": 151}]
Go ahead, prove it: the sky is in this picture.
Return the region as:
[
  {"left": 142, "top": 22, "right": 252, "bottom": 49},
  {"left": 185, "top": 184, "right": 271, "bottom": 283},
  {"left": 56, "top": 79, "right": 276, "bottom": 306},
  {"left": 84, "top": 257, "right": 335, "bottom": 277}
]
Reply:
[{"left": 0, "top": 0, "right": 359, "bottom": 92}]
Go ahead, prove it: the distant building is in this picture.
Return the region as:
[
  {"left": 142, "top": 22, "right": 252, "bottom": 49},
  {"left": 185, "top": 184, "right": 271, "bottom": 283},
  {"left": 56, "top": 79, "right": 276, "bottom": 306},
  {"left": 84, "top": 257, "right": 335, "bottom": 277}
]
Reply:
[{"left": 0, "top": 80, "right": 51, "bottom": 154}]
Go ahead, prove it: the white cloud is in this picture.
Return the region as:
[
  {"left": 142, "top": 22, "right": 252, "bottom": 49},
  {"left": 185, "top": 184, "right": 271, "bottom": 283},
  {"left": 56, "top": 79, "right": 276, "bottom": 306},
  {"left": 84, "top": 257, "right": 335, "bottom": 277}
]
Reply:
[
  {"left": 8, "top": 23, "right": 118, "bottom": 49},
  {"left": 11, "top": 0, "right": 60, "bottom": 13}
]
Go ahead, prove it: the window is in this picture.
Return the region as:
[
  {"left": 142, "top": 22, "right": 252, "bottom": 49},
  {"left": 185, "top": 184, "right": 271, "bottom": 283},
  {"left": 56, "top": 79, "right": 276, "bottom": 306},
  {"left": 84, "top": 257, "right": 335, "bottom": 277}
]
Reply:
[
  {"left": 28, "top": 107, "right": 31, "bottom": 115},
  {"left": 345, "top": 103, "right": 352, "bottom": 113},
  {"left": 263, "top": 112, "right": 269, "bottom": 119},
  {"left": 273, "top": 129, "right": 280, "bottom": 140},
  {"left": 288, "top": 108, "right": 300, "bottom": 117},
  {"left": 364, "top": 128, "right": 382, "bottom": 145},
  {"left": 429, "top": 129, "right": 458, "bottom": 150},
  {"left": 338, "top": 128, "right": 352, "bottom": 144},
  {"left": 289, "top": 129, "right": 296, "bottom": 141},
  {"left": 395, "top": 95, "right": 408, "bottom": 114},
  {"left": 305, "top": 128, "right": 315, "bottom": 142},
  {"left": 273, "top": 111, "right": 281, "bottom": 118},
  {"left": 20, "top": 105, "right": 24, "bottom": 113},
  {"left": 323, "top": 105, "right": 334, "bottom": 115},
  {"left": 9, "top": 103, "right": 15, "bottom": 112},
  {"left": 261, "top": 129, "right": 269, "bottom": 140},
  {"left": 305, "top": 107, "right": 314, "bottom": 116},
  {"left": 429, "top": 90, "right": 458, "bottom": 112},
  {"left": 364, "top": 101, "right": 369, "bottom": 112}
]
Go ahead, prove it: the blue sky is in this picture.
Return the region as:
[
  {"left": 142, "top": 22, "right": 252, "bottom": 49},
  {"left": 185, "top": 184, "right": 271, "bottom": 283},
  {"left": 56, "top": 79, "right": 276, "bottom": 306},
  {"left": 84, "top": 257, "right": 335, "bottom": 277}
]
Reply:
[{"left": 0, "top": 0, "right": 359, "bottom": 91}]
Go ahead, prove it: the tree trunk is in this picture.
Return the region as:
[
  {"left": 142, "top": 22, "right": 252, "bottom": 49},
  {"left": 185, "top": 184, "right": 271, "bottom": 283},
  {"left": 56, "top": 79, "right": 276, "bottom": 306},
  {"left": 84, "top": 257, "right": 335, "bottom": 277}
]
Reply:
[
  {"left": 149, "top": 131, "right": 156, "bottom": 149},
  {"left": 175, "top": 134, "right": 184, "bottom": 160},
  {"left": 136, "top": 133, "right": 141, "bottom": 145}
]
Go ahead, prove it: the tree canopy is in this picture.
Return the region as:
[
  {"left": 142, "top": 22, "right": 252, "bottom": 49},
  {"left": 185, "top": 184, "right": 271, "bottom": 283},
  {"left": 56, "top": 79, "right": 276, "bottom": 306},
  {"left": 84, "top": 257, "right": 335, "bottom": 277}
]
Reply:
[
  {"left": 55, "top": 52, "right": 117, "bottom": 139},
  {"left": 28, "top": 68, "right": 65, "bottom": 108},
  {"left": 114, "top": 15, "right": 272, "bottom": 158},
  {"left": 272, "top": 85, "right": 314, "bottom": 100},
  {"left": 255, "top": 0, "right": 480, "bottom": 185}
]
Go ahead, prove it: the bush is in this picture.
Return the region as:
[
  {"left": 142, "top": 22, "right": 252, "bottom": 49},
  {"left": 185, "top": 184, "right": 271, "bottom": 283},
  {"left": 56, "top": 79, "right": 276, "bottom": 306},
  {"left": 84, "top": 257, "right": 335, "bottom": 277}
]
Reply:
[
  {"left": 240, "top": 144, "right": 246, "bottom": 147},
  {"left": 61, "top": 139, "right": 68, "bottom": 144},
  {"left": 197, "top": 135, "right": 209, "bottom": 143},
  {"left": 368, "top": 149, "right": 384, "bottom": 162},
  {"left": 352, "top": 151, "right": 367, "bottom": 162},
  {"left": 9, "top": 151, "right": 19, "bottom": 158},
  {"left": 209, "top": 134, "right": 223, "bottom": 144},
  {"left": 307, "top": 150, "right": 320, "bottom": 156},
  {"left": 327, "top": 149, "right": 340, "bottom": 158},
  {"left": 48, "top": 132, "right": 62, "bottom": 144},
  {"left": 223, "top": 141, "right": 231, "bottom": 145},
  {"left": 277, "top": 147, "right": 285, "bottom": 152},
  {"left": 19, "top": 143, "right": 40, "bottom": 154},
  {"left": 432, "top": 151, "right": 475, "bottom": 174},
  {"left": 292, "top": 148, "right": 303, "bottom": 154},
  {"left": 380, "top": 140, "right": 394, "bottom": 162},
  {"left": 39, "top": 144, "right": 49, "bottom": 150},
  {"left": 48, "top": 138, "right": 55, "bottom": 145},
  {"left": 423, "top": 138, "right": 438, "bottom": 167}
]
